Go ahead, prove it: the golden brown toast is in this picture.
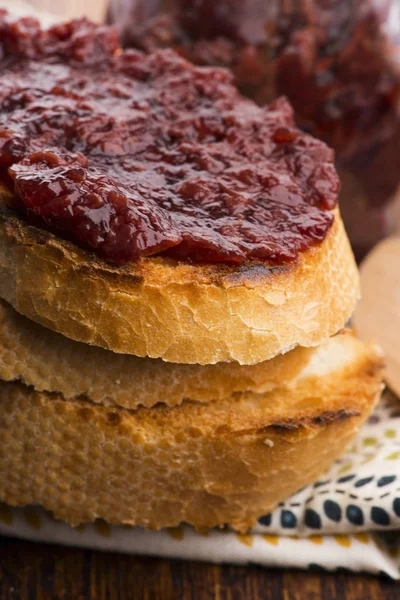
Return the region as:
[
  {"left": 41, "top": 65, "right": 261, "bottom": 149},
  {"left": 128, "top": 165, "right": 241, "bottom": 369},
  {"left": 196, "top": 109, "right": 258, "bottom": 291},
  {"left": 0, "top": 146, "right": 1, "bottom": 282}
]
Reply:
[
  {"left": 0, "top": 299, "right": 313, "bottom": 409},
  {"left": 0, "top": 205, "right": 359, "bottom": 365},
  {"left": 0, "top": 333, "right": 383, "bottom": 531}
]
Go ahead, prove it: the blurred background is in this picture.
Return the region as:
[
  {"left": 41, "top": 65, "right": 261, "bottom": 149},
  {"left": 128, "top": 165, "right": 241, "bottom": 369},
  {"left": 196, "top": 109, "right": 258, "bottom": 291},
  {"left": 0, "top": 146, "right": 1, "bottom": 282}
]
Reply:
[{"left": 13, "top": 0, "right": 107, "bottom": 22}]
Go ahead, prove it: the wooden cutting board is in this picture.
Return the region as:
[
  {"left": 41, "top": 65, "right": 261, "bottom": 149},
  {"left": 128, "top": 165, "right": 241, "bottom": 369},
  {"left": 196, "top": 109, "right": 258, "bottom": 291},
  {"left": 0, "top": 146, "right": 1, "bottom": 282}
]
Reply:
[{"left": 353, "top": 236, "right": 400, "bottom": 397}]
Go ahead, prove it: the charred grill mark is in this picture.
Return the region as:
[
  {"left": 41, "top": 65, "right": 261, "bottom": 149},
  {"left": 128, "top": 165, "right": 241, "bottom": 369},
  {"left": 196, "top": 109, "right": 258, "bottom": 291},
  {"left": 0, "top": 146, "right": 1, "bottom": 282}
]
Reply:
[
  {"left": 269, "top": 409, "right": 361, "bottom": 431},
  {"left": 223, "top": 409, "right": 362, "bottom": 439},
  {"left": 223, "top": 262, "right": 292, "bottom": 286}
]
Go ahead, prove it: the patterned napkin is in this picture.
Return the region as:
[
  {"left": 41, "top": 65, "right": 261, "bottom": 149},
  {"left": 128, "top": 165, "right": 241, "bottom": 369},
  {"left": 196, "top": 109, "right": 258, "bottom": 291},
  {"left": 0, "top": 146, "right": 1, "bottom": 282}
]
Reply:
[
  {"left": 0, "top": 390, "right": 398, "bottom": 578},
  {"left": 254, "top": 390, "right": 400, "bottom": 537}
]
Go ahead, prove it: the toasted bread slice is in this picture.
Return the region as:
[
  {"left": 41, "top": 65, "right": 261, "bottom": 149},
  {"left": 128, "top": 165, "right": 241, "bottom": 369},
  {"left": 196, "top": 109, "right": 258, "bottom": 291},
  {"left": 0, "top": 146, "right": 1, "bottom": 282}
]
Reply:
[
  {"left": 0, "top": 205, "right": 359, "bottom": 365},
  {"left": 0, "top": 335, "right": 383, "bottom": 530},
  {"left": 0, "top": 299, "right": 313, "bottom": 409}
]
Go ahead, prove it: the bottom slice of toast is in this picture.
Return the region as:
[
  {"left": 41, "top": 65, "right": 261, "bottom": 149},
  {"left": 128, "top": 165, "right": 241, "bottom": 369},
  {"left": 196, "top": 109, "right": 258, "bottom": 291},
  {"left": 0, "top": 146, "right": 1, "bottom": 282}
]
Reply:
[{"left": 0, "top": 331, "right": 383, "bottom": 531}]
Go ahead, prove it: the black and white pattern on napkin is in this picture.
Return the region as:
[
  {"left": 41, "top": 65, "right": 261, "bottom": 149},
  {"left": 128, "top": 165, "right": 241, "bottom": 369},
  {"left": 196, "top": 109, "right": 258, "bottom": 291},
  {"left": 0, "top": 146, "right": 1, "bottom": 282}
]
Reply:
[{"left": 254, "top": 390, "right": 400, "bottom": 536}]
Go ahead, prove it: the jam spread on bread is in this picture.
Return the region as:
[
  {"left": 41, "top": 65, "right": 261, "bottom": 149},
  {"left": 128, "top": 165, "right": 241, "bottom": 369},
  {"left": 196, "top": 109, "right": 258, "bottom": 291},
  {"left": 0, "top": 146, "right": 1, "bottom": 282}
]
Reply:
[
  {"left": 0, "top": 14, "right": 338, "bottom": 265},
  {"left": 109, "top": 0, "right": 400, "bottom": 176},
  {"left": 108, "top": 0, "right": 400, "bottom": 255}
]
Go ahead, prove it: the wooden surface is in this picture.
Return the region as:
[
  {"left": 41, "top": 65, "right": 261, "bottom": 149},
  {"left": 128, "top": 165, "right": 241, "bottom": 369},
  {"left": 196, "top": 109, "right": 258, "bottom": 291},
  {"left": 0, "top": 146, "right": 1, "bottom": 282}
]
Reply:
[{"left": 0, "top": 536, "right": 398, "bottom": 600}]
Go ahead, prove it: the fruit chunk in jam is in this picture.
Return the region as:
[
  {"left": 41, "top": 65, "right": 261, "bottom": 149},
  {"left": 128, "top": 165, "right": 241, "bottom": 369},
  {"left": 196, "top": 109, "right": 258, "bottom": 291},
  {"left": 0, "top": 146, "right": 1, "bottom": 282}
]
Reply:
[{"left": 0, "top": 14, "right": 338, "bottom": 265}]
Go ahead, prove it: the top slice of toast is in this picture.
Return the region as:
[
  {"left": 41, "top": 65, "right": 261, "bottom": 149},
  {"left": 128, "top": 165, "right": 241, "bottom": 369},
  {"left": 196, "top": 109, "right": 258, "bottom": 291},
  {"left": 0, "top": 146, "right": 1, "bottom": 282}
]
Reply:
[{"left": 0, "top": 203, "right": 359, "bottom": 364}]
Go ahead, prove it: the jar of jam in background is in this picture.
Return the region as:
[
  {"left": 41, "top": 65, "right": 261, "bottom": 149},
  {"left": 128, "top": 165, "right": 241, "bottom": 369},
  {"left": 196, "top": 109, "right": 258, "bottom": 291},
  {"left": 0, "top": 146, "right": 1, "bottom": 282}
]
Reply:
[{"left": 107, "top": 0, "right": 400, "bottom": 259}]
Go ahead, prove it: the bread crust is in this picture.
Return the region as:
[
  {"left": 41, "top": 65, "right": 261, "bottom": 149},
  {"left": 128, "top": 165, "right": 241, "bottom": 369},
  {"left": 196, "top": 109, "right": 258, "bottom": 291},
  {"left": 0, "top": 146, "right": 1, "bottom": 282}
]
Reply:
[
  {"left": 0, "top": 341, "right": 383, "bottom": 530},
  {"left": 0, "top": 206, "right": 359, "bottom": 364},
  {"left": 0, "top": 299, "right": 312, "bottom": 409}
]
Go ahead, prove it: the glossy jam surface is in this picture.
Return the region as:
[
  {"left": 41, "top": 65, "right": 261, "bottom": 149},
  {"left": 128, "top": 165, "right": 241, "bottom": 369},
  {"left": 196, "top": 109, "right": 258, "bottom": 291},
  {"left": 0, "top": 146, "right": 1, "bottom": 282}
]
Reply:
[
  {"left": 109, "top": 0, "right": 400, "bottom": 202},
  {"left": 108, "top": 0, "right": 400, "bottom": 256},
  {"left": 0, "top": 14, "right": 338, "bottom": 264}
]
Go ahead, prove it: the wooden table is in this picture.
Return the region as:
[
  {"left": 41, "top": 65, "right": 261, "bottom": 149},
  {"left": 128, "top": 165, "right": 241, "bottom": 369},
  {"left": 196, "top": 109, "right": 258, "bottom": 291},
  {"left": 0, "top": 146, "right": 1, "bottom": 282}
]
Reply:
[{"left": 0, "top": 536, "right": 398, "bottom": 599}]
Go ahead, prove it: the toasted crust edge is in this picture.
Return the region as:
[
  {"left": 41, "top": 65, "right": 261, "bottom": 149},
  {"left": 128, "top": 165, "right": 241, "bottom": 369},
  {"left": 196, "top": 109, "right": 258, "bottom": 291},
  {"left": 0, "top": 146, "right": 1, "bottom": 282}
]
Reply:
[
  {"left": 0, "top": 207, "right": 359, "bottom": 364},
  {"left": 0, "top": 298, "right": 315, "bottom": 408}
]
